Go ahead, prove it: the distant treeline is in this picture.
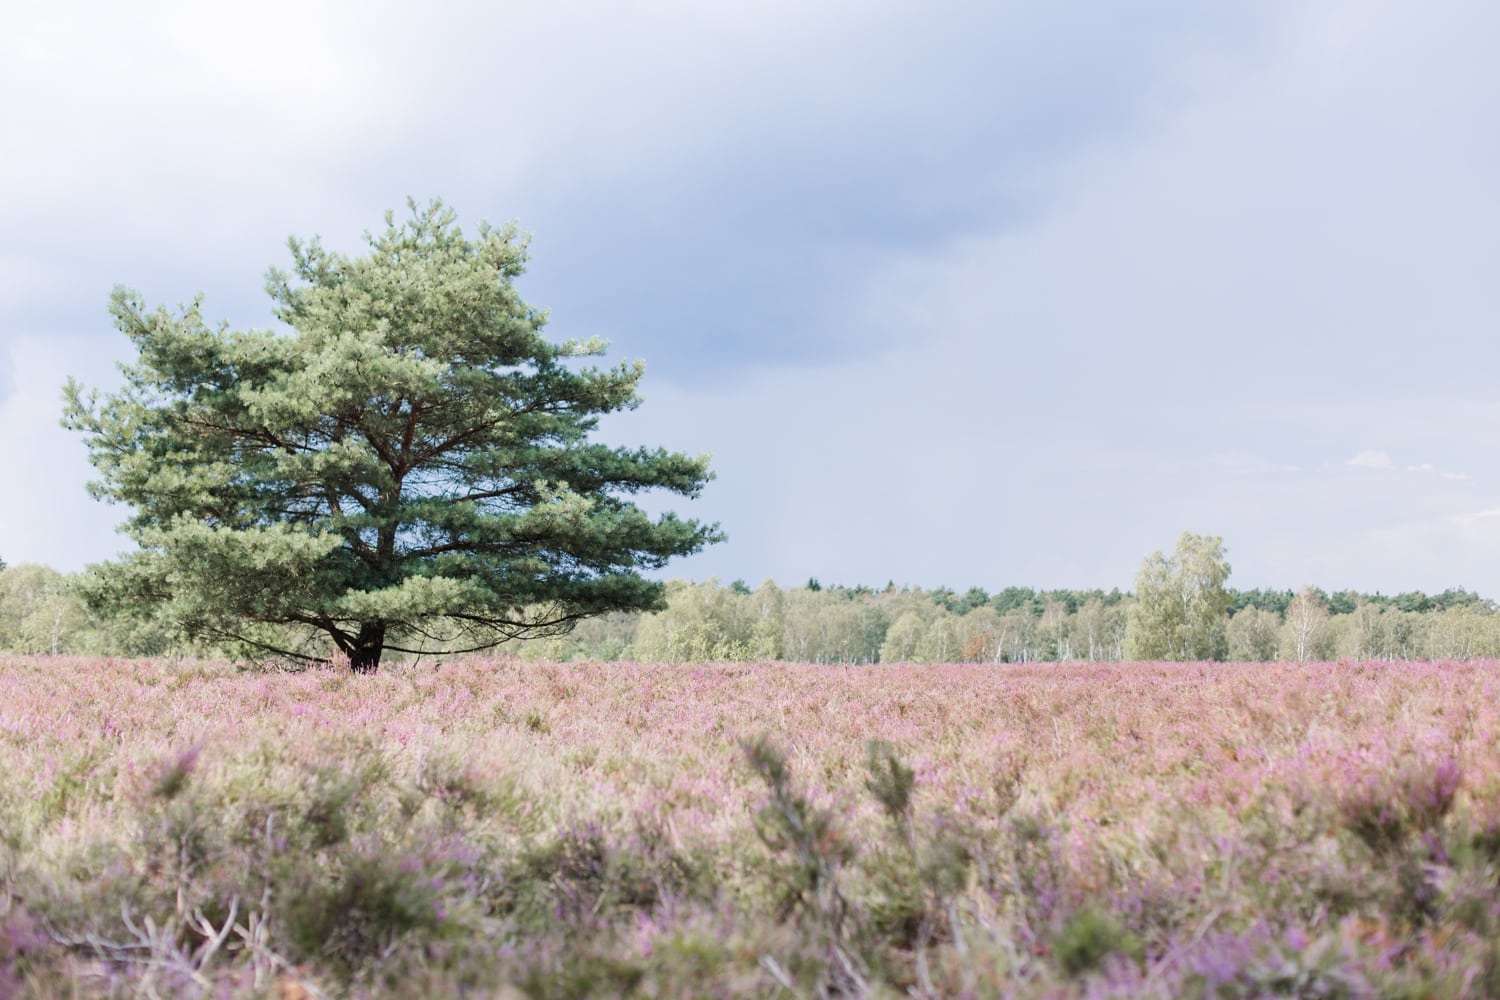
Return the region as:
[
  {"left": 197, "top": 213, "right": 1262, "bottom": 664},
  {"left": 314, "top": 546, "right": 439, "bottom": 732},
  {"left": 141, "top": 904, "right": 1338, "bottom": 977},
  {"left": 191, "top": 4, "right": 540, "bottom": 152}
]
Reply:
[
  {"left": 0, "top": 562, "right": 184, "bottom": 657},
  {"left": 0, "top": 558, "right": 1494, "bottom": 663},
  {"left": 517, "top": 578, "right": 1499, "bottom": 664}
]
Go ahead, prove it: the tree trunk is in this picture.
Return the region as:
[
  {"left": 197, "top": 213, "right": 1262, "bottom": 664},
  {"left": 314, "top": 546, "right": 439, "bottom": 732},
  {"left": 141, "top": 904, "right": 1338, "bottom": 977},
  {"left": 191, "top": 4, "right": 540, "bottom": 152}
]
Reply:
[{"left": 350, "top": 622, "right": 386, "bottom": 674}]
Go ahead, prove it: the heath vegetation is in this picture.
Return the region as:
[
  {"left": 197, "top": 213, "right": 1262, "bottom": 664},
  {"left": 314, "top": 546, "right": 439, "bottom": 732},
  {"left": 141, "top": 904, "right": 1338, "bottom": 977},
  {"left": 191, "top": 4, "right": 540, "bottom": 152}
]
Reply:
[{"left": 2, "top": 654, "right": 1498, "bottom": 996}]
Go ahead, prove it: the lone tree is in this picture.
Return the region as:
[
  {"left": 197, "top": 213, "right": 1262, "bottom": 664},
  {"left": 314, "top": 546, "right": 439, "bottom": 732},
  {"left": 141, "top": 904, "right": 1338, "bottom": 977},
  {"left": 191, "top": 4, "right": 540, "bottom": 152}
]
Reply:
[
  {"left": 1123, "top": 532, "right": 1231, "bottom": 661},
  {"left": 65, "top": 201, "right": 721, "bottom": 672}
]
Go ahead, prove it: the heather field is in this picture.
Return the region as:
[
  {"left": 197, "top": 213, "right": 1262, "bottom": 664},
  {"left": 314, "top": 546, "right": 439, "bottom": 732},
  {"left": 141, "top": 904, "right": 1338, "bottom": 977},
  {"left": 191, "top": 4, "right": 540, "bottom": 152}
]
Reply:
[{"left": 2, "top": 657, "right": 1499, "bottom": 997}]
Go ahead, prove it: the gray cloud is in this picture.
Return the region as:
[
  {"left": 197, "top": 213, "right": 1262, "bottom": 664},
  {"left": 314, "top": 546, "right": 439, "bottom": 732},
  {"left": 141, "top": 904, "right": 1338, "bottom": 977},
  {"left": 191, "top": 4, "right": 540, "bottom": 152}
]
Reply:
[
  {"left": 0, "top": 1, "right": 1280, "bottom": 379},
  {"left": 4, "top": 0, "right": 1499, "bottom": 596}
]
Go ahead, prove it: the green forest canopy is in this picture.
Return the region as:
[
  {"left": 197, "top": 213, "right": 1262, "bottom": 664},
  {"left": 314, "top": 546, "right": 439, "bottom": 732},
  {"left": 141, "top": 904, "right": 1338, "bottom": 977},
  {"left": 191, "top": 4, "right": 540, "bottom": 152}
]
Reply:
[{"left": 1, "top": 556, "right": 1491, "bottom": 665}]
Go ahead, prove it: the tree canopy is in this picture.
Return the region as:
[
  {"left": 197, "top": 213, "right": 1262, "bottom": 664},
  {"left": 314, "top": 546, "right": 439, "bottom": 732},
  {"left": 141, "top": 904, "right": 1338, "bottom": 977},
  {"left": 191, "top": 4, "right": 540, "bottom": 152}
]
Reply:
[
  {"left": 1123, "top": 532, "right": 1232, "bottom": 661},
  {"left": 65, "top": 200, "right": 721, "bottom": 671}
]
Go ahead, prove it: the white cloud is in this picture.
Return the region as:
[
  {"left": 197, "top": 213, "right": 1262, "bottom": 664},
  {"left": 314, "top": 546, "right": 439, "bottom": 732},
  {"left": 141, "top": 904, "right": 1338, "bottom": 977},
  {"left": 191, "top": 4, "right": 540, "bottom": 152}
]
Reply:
[
  {"left": 1348, "top": 450, "right": 1395, "bottom": 469},
  {"left": 1450, "top": 509, "right": 1500, "bottom": 537},
  {"left": 0, "top": 1, "right": 392, "bottom": 230},
  {"left": 1404, "top": 462, "right": 1472, "bottom": 481}
]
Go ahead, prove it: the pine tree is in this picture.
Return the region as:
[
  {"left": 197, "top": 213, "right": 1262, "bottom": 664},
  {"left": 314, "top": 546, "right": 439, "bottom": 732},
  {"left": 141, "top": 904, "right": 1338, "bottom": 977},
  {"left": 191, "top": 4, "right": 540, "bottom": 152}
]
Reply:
[{"left": 65, "top": 200, "right": 720, "bottom": 672}]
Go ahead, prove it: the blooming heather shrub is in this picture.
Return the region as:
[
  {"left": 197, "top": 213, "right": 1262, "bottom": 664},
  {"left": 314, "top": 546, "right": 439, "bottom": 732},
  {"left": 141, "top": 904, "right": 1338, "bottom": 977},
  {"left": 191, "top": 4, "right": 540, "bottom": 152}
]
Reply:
[
  {"left": 293, "top": 756, "right": 388, "bottom": 849},
  {"left": 1332, "top": 747, "right": 1461, "bottom": 856},
  {"left": 858, "top": 740, "right": 976, "bottom": 982},
  {"left": 1407, "top": 755, "right": 1463, "bottom": 831},
  {"left": 1311, "top": 744, "right": 1465, "bottom": 928},
  {"left": 863, "top": 740, "right": 916, "bottom": 840},
  {"left": 504, "top": 819, "right": 709, "bottom": 933},
  {"left": 741, "top": 736, "right": 856, "bottom": 922},
  {"left": 279, "top": 837, "right": 472, "bottom": 981},
  {"left": 1464, "top": 782, "right": 1500, "bottom": 866},
  {"left": 147, "top": 742, "right": 203, "bottom": 801},
  {"left": 1052, "top": 906, "right": 1143, "bottom": 976},
  {"left": 1156, "top": 924, "right": 1373, "bottom": 999},
  {"left": 0, "top": 905, "right": 46, "bottom": 997},
  {"left": 5, "top": 655, "right": 1500, "bottom": 995},
  {"left": 999, "top": 805, "right": 1070, "bottom": 936},
  {"left": 741, "top": 735, "right": 870, "bottom": 994}
]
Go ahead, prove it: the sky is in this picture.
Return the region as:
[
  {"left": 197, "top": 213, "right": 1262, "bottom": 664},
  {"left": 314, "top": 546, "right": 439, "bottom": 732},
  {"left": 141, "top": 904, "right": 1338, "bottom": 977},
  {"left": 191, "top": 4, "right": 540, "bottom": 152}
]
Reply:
[{"left": 3, "top": 0, "right": 1498, "bottom": 595}]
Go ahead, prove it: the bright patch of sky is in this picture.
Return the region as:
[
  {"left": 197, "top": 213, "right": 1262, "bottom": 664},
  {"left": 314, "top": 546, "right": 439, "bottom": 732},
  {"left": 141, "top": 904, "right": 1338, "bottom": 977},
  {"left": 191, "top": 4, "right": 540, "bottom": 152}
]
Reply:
[{"left": 2, "top": 0, "right": 1497, "bottom": 595}]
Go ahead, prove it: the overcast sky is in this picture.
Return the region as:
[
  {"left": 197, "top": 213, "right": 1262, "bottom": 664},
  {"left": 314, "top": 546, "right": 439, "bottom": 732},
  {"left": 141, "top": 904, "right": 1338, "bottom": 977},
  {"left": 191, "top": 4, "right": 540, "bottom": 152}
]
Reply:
[{"left": 3, "top": 0, "right": 1498, "bottom": 595}]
